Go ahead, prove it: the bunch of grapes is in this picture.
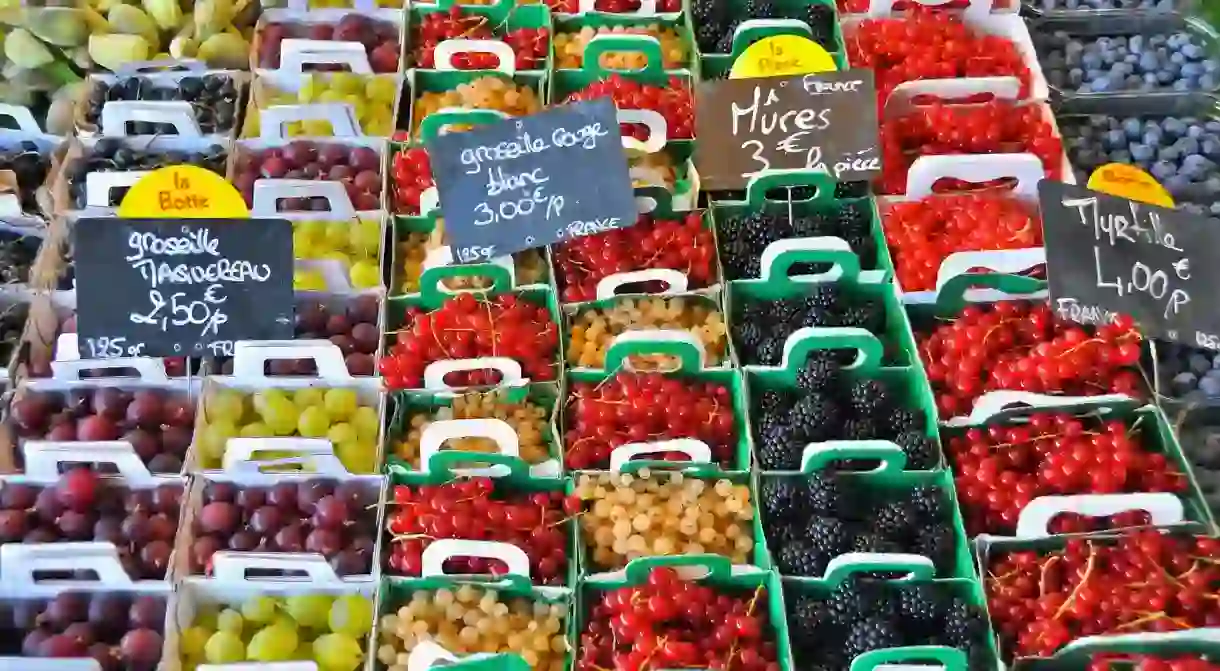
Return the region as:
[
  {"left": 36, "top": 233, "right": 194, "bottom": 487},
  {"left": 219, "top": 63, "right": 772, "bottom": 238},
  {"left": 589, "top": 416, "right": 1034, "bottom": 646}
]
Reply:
[
  {"left": 196, "top": 387, "right": 380, "bottom": 473},
  {"left": 179, "top": 593, "right": 374, "bottom": 671}
]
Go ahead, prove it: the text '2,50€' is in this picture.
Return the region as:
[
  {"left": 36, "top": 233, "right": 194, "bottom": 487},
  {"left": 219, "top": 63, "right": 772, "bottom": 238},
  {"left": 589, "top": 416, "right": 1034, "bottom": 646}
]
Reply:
[
  {"left": 1039, "top": 181, "right": 1220, "bottom": 350},
  {"left": 72, "top": 218, "right": 295, "bottom": 358},
  {"left": 425, "top": 99, "right": 640, "bottom": 263}
]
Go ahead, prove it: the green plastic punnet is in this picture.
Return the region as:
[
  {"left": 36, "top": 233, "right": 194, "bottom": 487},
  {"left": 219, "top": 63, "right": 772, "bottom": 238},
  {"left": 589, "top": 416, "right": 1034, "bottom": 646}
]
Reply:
[
  {"left": 942, "top": 401, "right": 1216, "bottom": 539},
  {"left": 408, "top": 69, "right": 548, "bottom": 141},
  {"left": 711, "top": 171, "right": 890, "bottom": 283},
  {"left": 563, "top": 292, "right": 729, "bottom": 371},
  {"left": 386, "top": 450, "right": 581, "bottom": 586},
  {"left": 1032, "top": 630, "right": 1220, "bottom": 668},
  {"left": 755, "top": 464, "right": 974, "bottom": 579},
  {"left": 849, "top": 646, "right": 968, "bottom": 671},
  {"left": 411, "top": 0, "right": 553, "bottom": 75},
  {"left": 564, "top": 333, "right": 752, "bottom": 471},
  {"left": 553, "top": 13, "right": 696, "bottom": 73},
  {"left": 384, "top": 383, "right": 563, "bottom": 478},
  {"left": 694, "top": 0, "right": 848, "bottom": 76},
  {"left": 404, "top": 642, "right": 534, "bottom": 671}
]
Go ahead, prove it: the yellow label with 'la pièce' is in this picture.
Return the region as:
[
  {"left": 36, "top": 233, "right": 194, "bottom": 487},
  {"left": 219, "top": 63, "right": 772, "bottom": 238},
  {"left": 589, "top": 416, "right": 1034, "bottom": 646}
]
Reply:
[
  {"left": 117, "top": 165, "right": 250, "bottom": 219},
  {"left": 1086, "top": 163, "right": 1176, "bottom": 209},
  {"left": 729, "top": 35, "right": 838, "bottom": 79}
]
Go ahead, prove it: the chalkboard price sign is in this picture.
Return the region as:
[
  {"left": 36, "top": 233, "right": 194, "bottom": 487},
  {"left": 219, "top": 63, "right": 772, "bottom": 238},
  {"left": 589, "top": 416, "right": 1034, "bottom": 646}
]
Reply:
[
  {"left": 693, "top": 69, "right": 882, "bottom": 191},
  {"left": 424, "top": 98, "right": 639, "bottom": 262},
  {"left": 1039, "top": 180, "right": 1220, "bottom": 349},
  {"left": 74, "top": 218, "right": 295, "bottom": 358}
]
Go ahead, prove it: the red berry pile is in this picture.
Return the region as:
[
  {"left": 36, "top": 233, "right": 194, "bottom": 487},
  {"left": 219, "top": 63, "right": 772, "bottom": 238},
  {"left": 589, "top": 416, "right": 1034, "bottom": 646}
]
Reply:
[
  {"left": 918, "top": 302, "right": 1143, "bottom": 419},
  {"left": 553, "top": 213, "right": 716, "bottom": 303},
  {"left": 233, "top": 141, "right": 382, "bottom": 211},
  {"left": 838, "top": 0, "right": 1016, "bottom": 10},
  {"left": 390, "top": 146, "right": 434, "bottom": 215},
  {"left": 380, "top": 292, "right": 560, "bottom": 389},
  {"left": 847, "top": 10, "right": 1031, "bottom": 103},
  {"left": 385, "top": 478, "right": 577, "bottom": 585},
  {"left": 10, "top": 388, "right": 197, "bottom": 474},
  {"left": 576, "top": 567, "right": 780, "bottom": 671},
  {"left": 2, "top": 591, "right": 167, "bottom": 669},
  {"left": 546, "top": 0, "right": 680, "bottom": 12},
  {"left": 0, "top": 469, "right": 181, "bottom": 580},
  {"left": 877, "top": 101, "right": 1064, "bottom": 195},
  {"left": 188, "top": 479, "right": 378, "bottom": 577},
  {"left": 563, "top": 372, "right": 738, "bottom": 470},
  {"left": 883, "top": 194, "right": 1044, "bottom": 292},
  {"left": 986, "top": 532, "right": 1220, "bottom": 659},
  {"left": 413, "top": 7, "right": 549, "bottom": 70},
  {"left": 947, "top": 412, "right": 1189, "bottom": 536},
  {"left": 565, "top": 74, "right": 695, "bottom": 141},
  {"left": 258, "top": 15, "right": 401, "bottom": 72},
  {"left": 1089, "top": 655, "right": 1220, "bottom": 671}
]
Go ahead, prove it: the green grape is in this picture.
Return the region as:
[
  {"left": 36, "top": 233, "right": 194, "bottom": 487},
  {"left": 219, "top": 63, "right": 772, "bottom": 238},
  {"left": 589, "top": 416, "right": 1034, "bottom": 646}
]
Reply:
[
  {"left": 201, "top": 420, "right": 238, "bottom": 462},
  {"left": 300, "top": 74, "right": 322, "bottom": 102},
  {"left": 324, "top": 388, "right": 359, "bottom": 422},
  {"left": 216, "top": 609, "right": 244, "bottom": 634},
  {"left": 298, "top": 220, "right": 327, "bottom": 242},
  {"left": 326, "top": 423, "right": 357, "bottom": 447},
  {"left": 323, "top": 251, "right": 353, "bottom": 265},
  {"left": 248, "top": 624, "right": 300, "bottom": 662},
  {"left": 294, "top": 639, "right": 315, "bottom": 661},
  {"left": 327, "top": 595, "right": 374, "bottom": 637},
  {"left": 303, "top": 119, "right": 332, "bottom": 136},
  {"left": 264, "top": 397, "right": 302, "bottom": 436},
  {"left": 343, "top": 94, "right": 368, "bottom": 121},
  {"left": 324, "top": 221, "right": 349, "bottom": 249},
  {"left": 365, "top": 75, "right": 397, "bottom": 103},
  {"left": 298, "top": 405, "right": 332, "bottom": 438},
  {"left": 294, "top": 230, "right": 319, "bottom": 259},
  {"left": 349, "top": 261, "right": 380, "bottom": 290},
  {"left": 180, "top": 626, "right": 212, "bottom": 659},
  {"left": 193, "top": 605, "right": 220, "bottom": 630},
  {"left": 294, "top": 388, "right": 326, "bottom": 409},
  {"left": 336, "top": 440, "right": 376, "bottom": 474},
  {"left": 241, "top": 595, "right": 279, "bottom": 624},
  {"left": 285, "top": 594, "right": 334, "bottom": 629},
  {"left": 295, "top": 269, "right": 328, "bottom": 291},
  {"left": 349, "top": 219, "right": 381, "bottom": 258},
  {"left": 210, "top": 389, "right": 246, "bottom": 423},
  {"left": 352, "top": 407, "right": 379, "bottom": 442},
  {"left": 204, "top": 630, "right": 245, "bottom": 664},
  {"left": 330, "top": 72, "right": 362, "bottom": 95},
  {"left": 318, "top": 89, "right": 345, "bottom": 104},
  {"left": 239, "top": 421, "right": 272, "bottom": 438},
  {"left": 313, "top": 632, "right": 364, "bottom": 671}
]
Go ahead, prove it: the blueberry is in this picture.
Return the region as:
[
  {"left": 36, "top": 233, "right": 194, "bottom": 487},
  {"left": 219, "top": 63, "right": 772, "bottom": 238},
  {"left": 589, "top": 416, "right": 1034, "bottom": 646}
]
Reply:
[
  {"left": 1130, "top": 143, "right": 1155, "bottom": 162},
  {"left": 1201, "top": 376, "right": 1220, "bottom": 397},
  {"left": 1174, "top": 371, "right": 1199, "bottom": 396},
  {"left": 1157, "top": 146, "right": 1180, "bottom": 162},
  {"left": 1151, "top": 160, "right": 1177, "bottom": 180},
  {"left": 1191, "top": 354, "right": 1212, "bottom": 375},
  {"left": 1177, "top": 137, "right": 1201, "bottom": 155}
]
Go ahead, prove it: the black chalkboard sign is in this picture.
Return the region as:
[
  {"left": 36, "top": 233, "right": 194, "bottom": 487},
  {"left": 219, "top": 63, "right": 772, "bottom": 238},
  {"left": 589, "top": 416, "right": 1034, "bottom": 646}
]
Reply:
[
  {"left": 1039, "top": 180, "right": 1220, "bottom": 349},
  {"left": 424, "top": 98, "right": 639, "bottom": 262},
  {"left": 73, "top": 218, "right": 294, "bottom": 358},
  {"left": 693, "top": 69, "right": 881, "bottom": 191}
]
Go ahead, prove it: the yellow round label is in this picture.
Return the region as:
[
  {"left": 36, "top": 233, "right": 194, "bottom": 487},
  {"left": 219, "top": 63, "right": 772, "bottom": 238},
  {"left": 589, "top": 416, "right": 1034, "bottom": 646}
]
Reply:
[
  {"left": 117, "top": 165, "right": 250, "bottom": 219},
  {"left": 729, "top": 35, "right": 838, "bottom": 79},
  {"left": 1086, "top": 163, "right": 1176, "bottom": 209}
]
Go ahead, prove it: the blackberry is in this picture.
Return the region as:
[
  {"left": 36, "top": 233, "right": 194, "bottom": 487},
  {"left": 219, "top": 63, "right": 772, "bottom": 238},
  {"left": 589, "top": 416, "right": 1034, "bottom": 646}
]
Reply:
[
  {"left": 691, "top": 0, "right": 724, "bottom": 25},
  {"left": 897, "top": 584, "right": 944, "bottom": 623},
  {"left": 792, "top": 212, "right": 833, "bottom": 237},
  {"left": 914, "top": 525, "right": 955, "bottom": 569},
  {"left": 836, "top": 181, "right": 871, "bottom": 199},
  {"left": 943, "top": 598, "right": 986, "bottom": 647},
  {"left": 776, "top": 540, "right": 830, "bottom": 577},
  {"left": 754, "top": 335, "right": 785, "bottom": 366},
  {"left": 848, "top": 379, "right": 892, "bottom": 419},
  {"left": 851, "top": 531, "right": 902, "bottom": 553},
  {"left": 773, "top": 299, "right": 802, "bottom": 324},
  {"left": 795, "top": 352, "right": 840, "bottom": 393},
  {"left": 791, "top": 393, "right": 843, "bottom": 443},
  {"left": 843, "top": 616, "right": 902, "bottom": 660},
  {"left": 760, "top": 477, "right": 804, "bottom": 519},
  {"left": 756, "top": 389, "right": 794, "bottom": 415},
  {"left": 839, "top": 301, "right": 884, "bottom": 333},
  {"left": 759, "top": 424, "right": 799, "bottom": 470},
  {"left": 805, "top": 515, "right": 851, "bottom": 556},
  {"left": 803, "top": 284, "right": 840, "bottom": 312},
  {"left": 836, "top": 200, "right": 872, "bottom": 238},
  {"left": 715, "top": 22, "right": 739, "bottom": 53},
  {"left": 745, "top": 0, "right": 777, "bottom": 17},
  {"left": 846, "top": 233, "right": 878, "bottom": 268},
  {"left": 823, "top": 579, "right": 868, "bottom": 626},
  {"left": 805, "top": 3, "right": 836, "bottom": 47},
  {"left": 887, "top": 407, "right": 926, "bottom": 436},
  {"left": 740, "top": 298, "right": 771, "bottom": 324},
  {"left": 735, "top": 320, "right": 765, "bottom": 353},
  {"left": 872, "top": 501, "right": 915, "bottom": 540},
  {"left": 804, "top": 473, "right": 840, "bottom": 516},
  {"left": 896, "top": 430, "right": 938, "bottom": 470},
  {"left": 907, "top": 485, "right": 945, "bottom": 522},
  {"left": 843, "top": 417, "right": 881, "bottom": 440},
  {"left": 787, "top": 594, "right": 829, "bottom": 640},
  {"left": 695, "top": 21, "right": 723, "bottom": 51},
  {"left": 800, "top": 305, "right": 837, "bottom": 328}
]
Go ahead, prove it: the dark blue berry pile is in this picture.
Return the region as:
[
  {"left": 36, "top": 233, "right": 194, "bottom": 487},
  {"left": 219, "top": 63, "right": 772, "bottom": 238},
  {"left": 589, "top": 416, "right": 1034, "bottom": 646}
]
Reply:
[
  {"left": 716, "top": 202, "right": 876, "bottom": 281},
  {"left": 786, "top": 579, "right": 992, "bottom": 671},
  {"left": 1154, "top": 342, "right": 1220, "bottom": 400},
  {"left": 1059, "top": 114, "right": 1220, "bottom": 223},
  {"left": 706, "top": 181, "right": 871, "bottom": 204},
  {"left": 732, "top": 285, "right": 887, "bottom": 366},
  {"left": 1028, "top": 0, "right": 1179, "bottom": 10},
  {"left": 692, "top": 0, "right": 836, "bottom": 54},
  {"left": 1036, "top": 31, "right": 1220, "bottom": 94},
  {"left": 751, "top": 353, "right": 937, "bottom": 470},
  {"left": 1172, "top": 421, "right": 1220, "bottom": 514},
  {"left": 760, "top": 475, "right": 959, "bottom": 577}
]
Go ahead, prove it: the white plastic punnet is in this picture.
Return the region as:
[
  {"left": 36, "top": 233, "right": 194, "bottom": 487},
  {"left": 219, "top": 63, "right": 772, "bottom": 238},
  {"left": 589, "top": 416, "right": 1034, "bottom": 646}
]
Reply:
[
  {"left": 85, "top": 170, "right": 151, "bottom": 208},
  {"left": 260, "top": 103, "right": 363, "bottom": 139},
  {"left": 0, "top": 542, "right": 158, "bottom": 590},
  {"left": 1013, "top": 493, "right": 1185, "bottom": 539},
  {"left": 422, "top": 246, "right": 519, "bottom": 292},
  {"left": 419, "top": 418, "right": 520, "bottom": 477},
  {"left": 948, "top": 390, "right": 1138, "bottom": 427},
  {"left": 422, "top": 357, "right": 526, "bottom": 390},
  {"left": 278, "top": 39, "right": 373, "bottom": 74},
  {"left": 609, "top": 438, "right": 712, "bottom": 472},
  {"left": 434, "top": 39, "right": 518, "bottom": 75},
  {"left": 252, "top": 179, "right": 358, "bottom": 218},
  {"left": 577, "top": 0, "right": 659, "bottom": 13},
  {"left": 602, "top": 329, "right": 708, "bottom": 372},
  {"left": 101, "top": 101, "right": 204, "bottom": 137},
  {"left": 618, "top": 108, "right": 667, "bottom": 155},
  {"left": 221, "top": 437, "right": 349, "bottom": 473},
  {"left": 116, "top": 59, "right": 207, "bottom": 76},
  {"left": 22, "top": 441, "right": 159, "bottom": 483},
  {"left": 232, "top": 340, "right": 353, "bottom": 380},
  {"left": 596, "top": 269, "right": 689, "bottom": 300},
  {"left": 211, "top": 551, "right": 343, "bottom": 582},
  {"left": 420, "top": 538, "right": 532, "bottom": 579},
  {"left": 50, "top": 340, "right": 173, "bottom": 380}
]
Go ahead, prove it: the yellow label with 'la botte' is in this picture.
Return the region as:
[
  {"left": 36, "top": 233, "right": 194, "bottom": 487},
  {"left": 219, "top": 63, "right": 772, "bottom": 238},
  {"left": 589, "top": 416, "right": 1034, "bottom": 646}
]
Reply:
[
  {"left": 1087, "top": 163, "right": 1176, "bottom": 209},
  {"left": 117, "top": 164, "right": 250, "bottom": 219},
  {"left": 729, "top": 35, "right": 838, "bottom": 79}
]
